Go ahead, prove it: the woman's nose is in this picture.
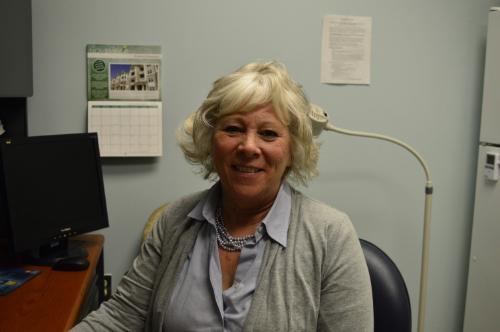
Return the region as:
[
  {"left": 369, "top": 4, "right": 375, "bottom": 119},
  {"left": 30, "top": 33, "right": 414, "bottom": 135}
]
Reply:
[{"left": 238, "top": 133, "right": 260, "bottom": 156}]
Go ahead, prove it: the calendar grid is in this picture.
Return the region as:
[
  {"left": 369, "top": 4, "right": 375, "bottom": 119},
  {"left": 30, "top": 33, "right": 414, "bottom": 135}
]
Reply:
[{"left": 88, "top": 101, "right": 162, "bottom": 157}]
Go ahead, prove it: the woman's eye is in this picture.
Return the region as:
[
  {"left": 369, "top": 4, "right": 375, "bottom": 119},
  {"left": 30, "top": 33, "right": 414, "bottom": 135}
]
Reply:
[
  {"left": 223, "top": 126, "right": 242, "bottom": 134},
  {"left": 260, "top": 130, "right": 278, "bottom": 140}
]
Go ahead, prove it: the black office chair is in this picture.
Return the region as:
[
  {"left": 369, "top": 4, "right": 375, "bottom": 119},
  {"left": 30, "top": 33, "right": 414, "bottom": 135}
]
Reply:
[{"left": 360, "top": 239, "right": 412, "bottom": 332}]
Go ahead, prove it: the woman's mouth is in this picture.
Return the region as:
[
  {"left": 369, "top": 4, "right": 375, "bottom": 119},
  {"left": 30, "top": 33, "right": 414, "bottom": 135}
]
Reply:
[{"left": 233, "top": 165, "right": 263, "bottom": 173}]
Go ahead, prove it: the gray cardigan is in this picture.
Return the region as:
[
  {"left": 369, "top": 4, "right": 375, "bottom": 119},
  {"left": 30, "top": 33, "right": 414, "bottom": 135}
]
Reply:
[{"left": 72, "top": 187, "right": 373, "bottom": 331}]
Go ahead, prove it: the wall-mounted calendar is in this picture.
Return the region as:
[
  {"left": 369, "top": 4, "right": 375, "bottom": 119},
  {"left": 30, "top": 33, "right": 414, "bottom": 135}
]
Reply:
[{"left": 86, "top": 44, "right": 162, "bottom": 157}]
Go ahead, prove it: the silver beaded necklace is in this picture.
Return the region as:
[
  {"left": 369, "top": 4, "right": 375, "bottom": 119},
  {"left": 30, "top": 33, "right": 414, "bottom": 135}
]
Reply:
[{"left": 215, "top": 206, "right": 255, "bottom": 252}]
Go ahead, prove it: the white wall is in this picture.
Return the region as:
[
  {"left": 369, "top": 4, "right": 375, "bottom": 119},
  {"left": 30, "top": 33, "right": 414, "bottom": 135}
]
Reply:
[{"left": 29, "top": 1, "right": 491, "bottom": 330}]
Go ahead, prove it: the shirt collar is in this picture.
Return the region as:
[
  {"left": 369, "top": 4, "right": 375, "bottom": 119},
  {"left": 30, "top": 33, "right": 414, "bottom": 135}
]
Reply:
[
  {"left": 188, "top": 182, "right": 220, "bottom": 225},
  {"left": 188, "top": 181, "right": 291, "bottom": 248}
]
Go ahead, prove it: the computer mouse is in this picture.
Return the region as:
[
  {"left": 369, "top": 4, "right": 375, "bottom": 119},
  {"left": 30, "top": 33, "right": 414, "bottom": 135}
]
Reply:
[{"left": 52, "top": 256, "right": 90, "bottom": 271}]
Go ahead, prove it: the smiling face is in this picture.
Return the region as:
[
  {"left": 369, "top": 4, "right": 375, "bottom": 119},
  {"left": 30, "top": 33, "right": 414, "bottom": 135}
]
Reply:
[{"left": 212, "top": 104, "right": 291, "bottom": 208}]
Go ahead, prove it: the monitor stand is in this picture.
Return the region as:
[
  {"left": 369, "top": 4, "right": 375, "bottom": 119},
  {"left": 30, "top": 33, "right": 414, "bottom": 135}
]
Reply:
[{"left": 25, "top": 238, "right": 88, "bottom": 266}]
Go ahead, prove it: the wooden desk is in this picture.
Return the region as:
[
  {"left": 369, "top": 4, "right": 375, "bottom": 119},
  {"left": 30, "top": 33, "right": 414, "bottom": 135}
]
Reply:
[{"left": 0, "top": 234, "right": 104, "bottom": 332}]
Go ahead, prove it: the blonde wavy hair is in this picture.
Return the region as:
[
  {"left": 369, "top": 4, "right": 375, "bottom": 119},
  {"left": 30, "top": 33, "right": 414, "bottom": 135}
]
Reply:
[{"left": 177, "top": 61, "right": 322, "bottom": 186}]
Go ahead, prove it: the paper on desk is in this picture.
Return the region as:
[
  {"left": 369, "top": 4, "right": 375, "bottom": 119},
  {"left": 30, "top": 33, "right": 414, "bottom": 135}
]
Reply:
[
  {"left": 321, "top": 15, "right": 372, "bottom": 85},
  {"left": 0, "top": 268, "right": 40, "bottom": 295},
  {"left": 88, "top": 101, "right": 162, "bottom": 157}
]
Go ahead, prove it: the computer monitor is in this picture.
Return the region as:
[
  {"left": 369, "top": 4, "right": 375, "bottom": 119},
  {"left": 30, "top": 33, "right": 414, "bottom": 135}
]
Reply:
[{"left": 0, "top": 133, "right": 108, "bottom": 264}]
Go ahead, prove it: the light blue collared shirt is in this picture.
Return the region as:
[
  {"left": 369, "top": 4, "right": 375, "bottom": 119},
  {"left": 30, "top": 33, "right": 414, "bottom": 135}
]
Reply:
[{"left": 163, "top": 182, "right": 291, "bottom": 331}]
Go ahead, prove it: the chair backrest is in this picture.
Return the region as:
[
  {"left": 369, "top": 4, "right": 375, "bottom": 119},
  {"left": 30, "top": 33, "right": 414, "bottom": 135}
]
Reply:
[
  {"left": 360, "top": 239, "right": 412, "bottom": 332},
  {"left": 142, "top": 202, "right": 169, "bottom": 241}
]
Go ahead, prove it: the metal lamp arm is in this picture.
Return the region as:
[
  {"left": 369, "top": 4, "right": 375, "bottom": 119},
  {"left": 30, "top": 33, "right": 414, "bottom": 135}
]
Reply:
[{"left": 311, "top": 112, "right": 433, "bottom": 332}]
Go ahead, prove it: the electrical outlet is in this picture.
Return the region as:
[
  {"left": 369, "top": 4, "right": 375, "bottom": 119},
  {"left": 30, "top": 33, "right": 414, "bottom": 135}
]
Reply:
[{"left": 104, "top": 274, "right": 112, "bottom": 301}]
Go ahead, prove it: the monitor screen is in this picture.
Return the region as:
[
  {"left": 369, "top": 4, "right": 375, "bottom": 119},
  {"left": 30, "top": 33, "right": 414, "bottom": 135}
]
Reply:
[{"left": 0, "top": 133, "right": 108, "bottom": 254}]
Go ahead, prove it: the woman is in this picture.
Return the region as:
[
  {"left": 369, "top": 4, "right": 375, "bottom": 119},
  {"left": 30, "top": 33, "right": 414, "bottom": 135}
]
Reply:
[{"left": 72, "top": 61, "right": 373, "bottom": 331}]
